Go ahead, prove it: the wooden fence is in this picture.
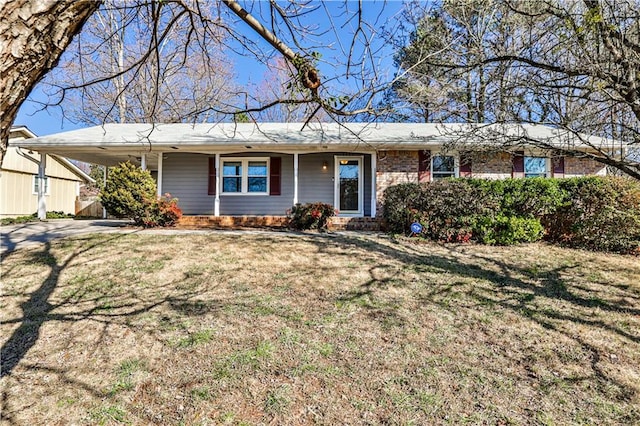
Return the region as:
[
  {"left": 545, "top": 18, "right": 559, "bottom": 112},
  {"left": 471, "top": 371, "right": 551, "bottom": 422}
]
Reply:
[{"left": 75, "top": 197, "right": 103, "bottom": 218}]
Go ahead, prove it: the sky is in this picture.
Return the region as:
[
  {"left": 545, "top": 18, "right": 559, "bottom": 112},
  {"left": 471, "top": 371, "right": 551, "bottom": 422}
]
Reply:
[{"left": 15, "top": 0, "right": 408, "bottom": 137}]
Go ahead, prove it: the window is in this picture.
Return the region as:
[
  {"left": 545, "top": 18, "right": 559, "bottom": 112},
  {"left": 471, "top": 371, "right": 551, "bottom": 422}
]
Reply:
[
  {"left": 222, "top": 158, "right": 269, "bottom": 194},
  {"left": 432, "top": 155, "right": 456, "bottom": 180},
  {"left": 32, "top": 176, "right": 49, "bottom": 195},
  {"left": 248, "top": 161, "right": 268, "bottom": 192},
  {"left": 223, "top": 161, "right": 242, "bottom": 192},
  {"left": 524, "top": 156, "right": 547, "bottom": 178}
]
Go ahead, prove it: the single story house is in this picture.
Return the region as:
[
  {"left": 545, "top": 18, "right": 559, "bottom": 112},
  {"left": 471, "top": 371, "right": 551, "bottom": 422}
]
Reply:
[
  {"left": 12, "top": 122, "right": 609, "bottom": 219},
  {"left": 1, "top": 126, "right": 93, "bottom": 219}
]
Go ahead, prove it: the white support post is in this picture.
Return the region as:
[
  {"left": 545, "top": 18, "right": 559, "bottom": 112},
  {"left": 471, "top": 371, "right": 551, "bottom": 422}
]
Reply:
[
  {"left": 37, "top": 153, "right": 47, "bottom": 220},
  {"left": 371, "top": 152, "right": 377, "bottom": 218},
  {"left": 102, "top": 166, "right": 108, "bottom": 219},
  {"left": 157, "top": 152, "right": 163, "bottom": 197},
  {"left": 141, "top": 154, "right": 147, "bottom": 170},
  {"left": 293, "top": 153, "right": 299, "bottom": 206},
  {"left": 214, "top": 153, "right": 220, "bottom": 216}
]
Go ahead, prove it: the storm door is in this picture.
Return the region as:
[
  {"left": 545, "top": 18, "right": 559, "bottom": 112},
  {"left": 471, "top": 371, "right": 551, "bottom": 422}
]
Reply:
[{"left": 334, "top": 156, "right": 363, "bottom": 216}]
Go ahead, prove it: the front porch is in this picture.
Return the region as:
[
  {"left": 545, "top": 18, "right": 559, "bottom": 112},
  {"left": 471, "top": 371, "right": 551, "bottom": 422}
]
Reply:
[
  {"left": 159, "top": 151, "right": 378, "bottom": 219},
  {"left": 177, "top": 215, "right": 383, "bottom": 231}
]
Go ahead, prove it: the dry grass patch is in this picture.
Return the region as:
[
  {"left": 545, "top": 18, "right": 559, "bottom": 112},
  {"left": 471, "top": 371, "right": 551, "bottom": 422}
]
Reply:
[{"left": 1, "top": 232, "right": 639, "bottom": 425}]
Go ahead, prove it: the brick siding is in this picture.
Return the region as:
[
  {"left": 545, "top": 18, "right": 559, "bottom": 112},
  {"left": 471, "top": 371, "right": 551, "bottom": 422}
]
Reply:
[
  {"left": 376, "top": 150, "right": 419, "bottom": 215},
  {"left": 469, "top": 152, "right": 513, "bottom": 179},
  {"left": 564, "top": 157, "right": 607, "bottom": 177},
  {"left": 374, "top": 150, "right": 608, "bottom": 217}
]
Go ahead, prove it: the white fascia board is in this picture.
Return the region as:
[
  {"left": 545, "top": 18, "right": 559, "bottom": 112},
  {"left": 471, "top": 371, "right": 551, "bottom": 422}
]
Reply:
[
  {"left": 9, "top": 125, "right": 38, "bottom": 140},
  {"left": 12, "top": 122, "right": 615, "bottom": 153}
]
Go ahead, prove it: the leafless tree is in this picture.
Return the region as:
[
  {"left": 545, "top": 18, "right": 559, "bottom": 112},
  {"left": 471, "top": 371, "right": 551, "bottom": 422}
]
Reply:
[
  {"left": 393, "top": 0, "right": 640, "bottom": 179},
  {"left": 49, "top": 2, "right": 239, "bottom": 125},
  {"left": 1, "top": 0, "right": 398, "bottom": 166}
]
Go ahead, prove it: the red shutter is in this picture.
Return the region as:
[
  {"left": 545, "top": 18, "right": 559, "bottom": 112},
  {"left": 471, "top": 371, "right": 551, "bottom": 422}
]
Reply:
[
  {"left": 512, "top": 151, "right": 525, "bottom": 178},
  {"left": 552, "top": 157, "right": 565, "bottom": 178},
  {"left": 207, "top": 157, "right": 216, "bottom": 195},
  {"left": 459, "top": 152, "right": 472, "bottom": 178},
  {"left": 418, "top": 150, "right": 431, "bottom": 183},
  {"left": 270, "top": 157, "right": 281, "bottom": 196}
]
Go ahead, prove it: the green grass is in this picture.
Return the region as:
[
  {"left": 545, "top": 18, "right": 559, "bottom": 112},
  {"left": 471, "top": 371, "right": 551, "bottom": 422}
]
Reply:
[
  {"left": 88, "top": 405, "right": 129, "bottom": 425},
  {"left": 174, "top": 328, "right": 215, "bottom": 348},
  {"left": 1, "top": 232, "right": 639, "bottom": 425}
]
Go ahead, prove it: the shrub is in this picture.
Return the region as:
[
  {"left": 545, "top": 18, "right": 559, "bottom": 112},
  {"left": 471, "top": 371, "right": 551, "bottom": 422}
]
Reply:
[
  {"left": 380, "top": 183, "right": 424, "bottom": 234},
  {"left": 100, "top": 162, "right": 157, "bottom": 225},
  {"left": 464, "top": 178, "right": 566, "bottom": 218},
  {"left": 549, "top": 177, "right": 640, "bottom": 253},
  {"left": 1, "top": 211, "right": 75, "bottom": 225},
  {"left": 475, "top": 215, "right": 544, "bottom": 245},
  {"left": 287, "top": 202, "right": 336, "bottom": 231},
  {"left": 383, "top": 176, "right": 640, "bottom": 253},
  {"left": 419, "top": 180, "right": 498, "bottom": 242},
  {"left": 382, "top": 180, "right": 497, "bottom": 241},
  {"left": 45, "top": 211, "right": 75, "bottom": 219},
  {"left": 141, "top": 194, "right": 183, "bottom": 227},
  {"left": 100, "top": 162, "right": 182, "bottom": 227}
]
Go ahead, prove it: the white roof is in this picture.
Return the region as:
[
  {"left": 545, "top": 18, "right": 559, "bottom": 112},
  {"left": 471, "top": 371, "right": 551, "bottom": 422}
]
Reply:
[
  {"left": 12, "top": 122, "right": 613, "bottom": 167},
  {"left": 9, "top": 126, "right": 94, "bottom": 183}
]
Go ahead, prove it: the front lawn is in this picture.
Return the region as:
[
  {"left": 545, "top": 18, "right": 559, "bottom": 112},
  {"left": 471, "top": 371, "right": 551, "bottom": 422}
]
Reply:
[{"left": 1, "top": 232, "right": 639, "bottom": 424}]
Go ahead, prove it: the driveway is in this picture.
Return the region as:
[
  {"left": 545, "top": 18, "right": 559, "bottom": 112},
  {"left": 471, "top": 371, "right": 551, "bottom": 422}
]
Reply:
[{"left": 1, "top": 219, "right": 133, "bottom": 255}]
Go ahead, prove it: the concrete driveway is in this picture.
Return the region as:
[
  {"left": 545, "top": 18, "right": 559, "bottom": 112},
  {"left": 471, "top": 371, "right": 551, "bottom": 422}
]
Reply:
[{"left": 1, "top": 219, "right": 133, "bottom": 255}]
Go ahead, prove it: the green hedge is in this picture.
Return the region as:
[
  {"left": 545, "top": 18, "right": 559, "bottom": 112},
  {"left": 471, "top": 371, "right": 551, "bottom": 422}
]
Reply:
[
  {"left": 549, "top": 177, "right": 640, "bottom": 253},
  {"left": 382, "top": 177, "right": 640, "bottom": 253},
  {"left": 100, "top": 162, "right": 182, "bottom": 227}
]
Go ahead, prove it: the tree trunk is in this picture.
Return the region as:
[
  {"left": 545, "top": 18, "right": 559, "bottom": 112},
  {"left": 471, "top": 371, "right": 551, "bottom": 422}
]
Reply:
[{"left": 0, "top": 0, "right": 100, "bottom": 167}]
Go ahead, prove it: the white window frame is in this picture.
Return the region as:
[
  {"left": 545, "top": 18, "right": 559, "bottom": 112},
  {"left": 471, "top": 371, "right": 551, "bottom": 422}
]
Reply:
[
  {"left": 32, "top": 175, "right": 50, "bottom": 195},
  {"left": 524, "top": 156, "right": 551, "bottom": 178},
  {"left": 221, "top": 157, "right": 270, "bottom": 195},
  {"left": 431, "top": 153, "right": 459, "bottom": 180},
  {"left": 334, "top": 155, "right": 363, "bottom": 217}
]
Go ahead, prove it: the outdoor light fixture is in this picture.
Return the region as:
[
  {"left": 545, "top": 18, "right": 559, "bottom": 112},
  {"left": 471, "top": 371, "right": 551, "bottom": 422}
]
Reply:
[
  {"left": 322, "top": 161, "right": 328, "bottom": 170},
  {"left": 340, "top": 159, "right": 349, "bottom": 165}
]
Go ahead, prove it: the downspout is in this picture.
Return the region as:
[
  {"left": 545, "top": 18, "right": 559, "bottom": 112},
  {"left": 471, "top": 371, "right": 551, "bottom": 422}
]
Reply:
[{"left": 16, "top": 148, "right": 47, "bottom": 220}]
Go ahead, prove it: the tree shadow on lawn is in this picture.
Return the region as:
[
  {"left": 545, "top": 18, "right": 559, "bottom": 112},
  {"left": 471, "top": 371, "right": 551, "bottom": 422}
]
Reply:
[
  {"left": 306, "top": 233, "right": 640, "bottom": 401},
  {"left": 0, "top": 233, "right": 234, "bottom": 424},
  {"left": 0, "top": 232, "right": 216, "bottom": 378},
  {"left": 315, "top": 233, "right": 640, "bottom": 335}
]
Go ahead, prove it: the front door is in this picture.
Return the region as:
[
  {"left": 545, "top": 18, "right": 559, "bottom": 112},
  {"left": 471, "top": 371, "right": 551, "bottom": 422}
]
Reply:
[{"left": 334, "top": 156, "right": 363, "bottom": 216}]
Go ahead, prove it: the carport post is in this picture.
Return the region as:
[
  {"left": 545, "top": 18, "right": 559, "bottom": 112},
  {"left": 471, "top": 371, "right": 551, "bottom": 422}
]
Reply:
[
  {"left": 102, "top": 166, "right": 108, "bottom": 219},
  {"left": 141, "top": 154, "right": 147, "bottom": 170},
  {"left": 214, "top": 153, "right": 220, "bottom": 216},
  {"left": 157, "top": 152, "right": 163, "bottom": 196},
  {"left": 293, "top": 153, "right": 299, "bottom": 205},
  {"left": 37, "top": 153, "right": 46, "bottom": 220},
  {"left": 371, "top": 152, "right": 377, "bottom": 217}
]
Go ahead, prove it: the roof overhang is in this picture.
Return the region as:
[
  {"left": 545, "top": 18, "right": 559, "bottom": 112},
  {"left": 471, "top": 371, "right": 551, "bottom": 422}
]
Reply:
[
  {"left": 9, "top": 125, "right": 38, "bottom": 140},
  {"left": 12, "top": 122, "right": 616, "bottom": 168},
  {"left": 10, "top": 125, "right": 94, "bottom": 184}
]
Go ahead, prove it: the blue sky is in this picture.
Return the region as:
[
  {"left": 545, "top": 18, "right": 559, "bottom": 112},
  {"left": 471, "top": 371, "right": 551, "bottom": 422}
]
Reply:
[{"left": 16, "top": 1, "right": 407, "bottom": 137}]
